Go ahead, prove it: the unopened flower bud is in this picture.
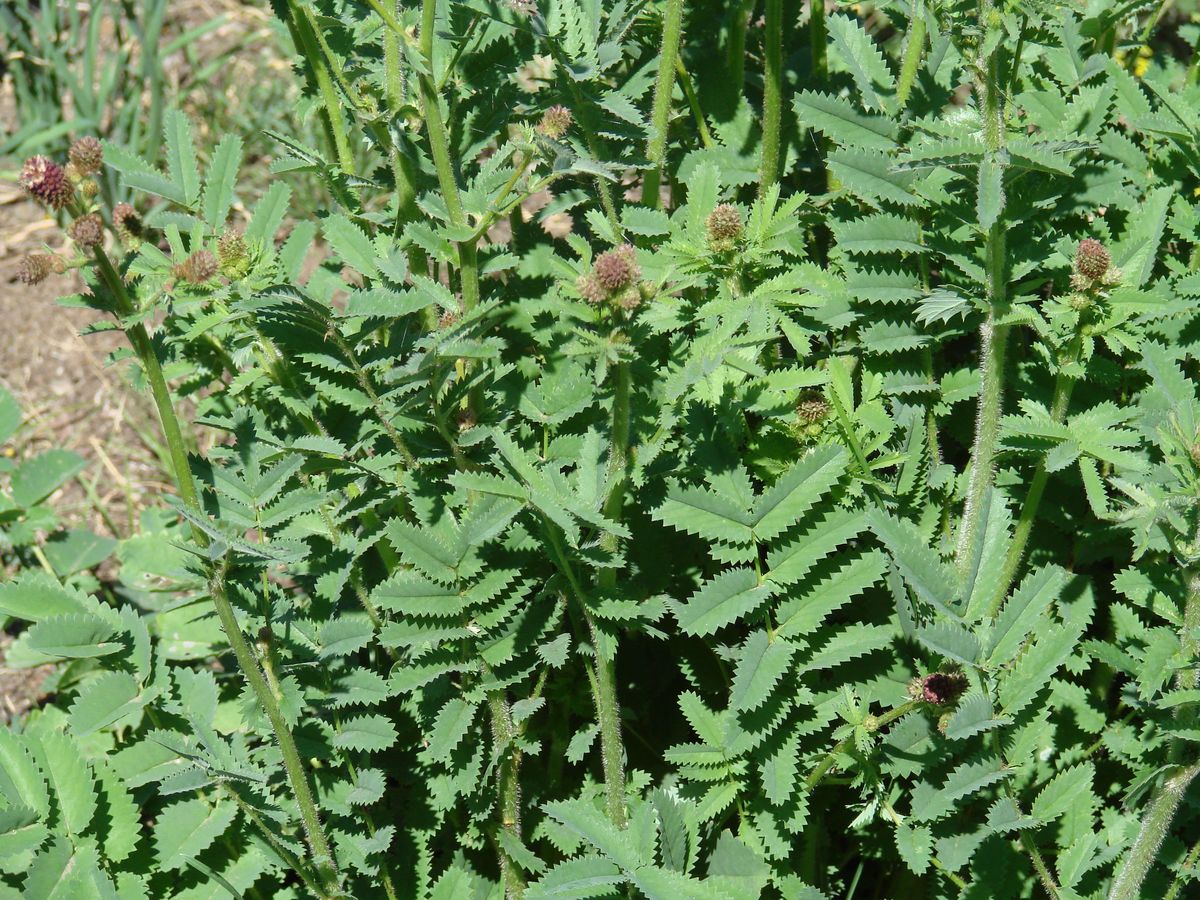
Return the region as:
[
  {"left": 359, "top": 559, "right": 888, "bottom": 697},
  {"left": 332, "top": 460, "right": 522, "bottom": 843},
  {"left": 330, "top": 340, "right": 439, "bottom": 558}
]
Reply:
[
  {"left": 706, "top": 203, "right": 743, "bottom": 252},
  {"left": 539, "top": 105, "right": 573, "bottom": 139},
  {"left": 68, "top": 213, "right": 104, "bottom": 249},
  {"left": 576, "top": 273, "right": 607, "bottom": 305},
  {"left": 1074, "top": 238, "right": 1110, "bottom": 281},
  {"left": 79, "top": 179, "right": 99, "bottom": 200},
  {"left": 17, "top": 253, "right": 55, "bottom": 286},
  {"left": 20, "top": 156, "right": 73, "bottom": 210},
  {"left": 173, "top": 249, "right": 218, "bottom": 285},
  {"left": 68, "top": 136, "right": 103, "bottom": 177},
  {"left": 217, "top": 230, "right": 251, "bottom": 279},
  {"left": 796, "top": 393, "right": 829, "bottom": 424},
  {"left": 593, "top": 244, "right": 640, "bottom": 292},
  {"left": 1067, "top": 292, "right": 1092, "bottom": 312}
]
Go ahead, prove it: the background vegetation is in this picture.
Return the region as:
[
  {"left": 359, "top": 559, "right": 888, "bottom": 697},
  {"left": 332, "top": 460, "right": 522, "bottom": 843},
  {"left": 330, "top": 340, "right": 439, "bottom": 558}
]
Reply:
[{"left": 3, "top": 1, "right": 1200, "bottom": 898}]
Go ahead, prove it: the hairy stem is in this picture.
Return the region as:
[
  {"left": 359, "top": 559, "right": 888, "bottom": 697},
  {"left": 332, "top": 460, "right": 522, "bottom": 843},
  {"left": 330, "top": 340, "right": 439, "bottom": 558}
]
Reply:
[
  {"left": 545, "top": 525, "right": 628, "bottom": 827},
  {"left": 954, "top": 15, "right": 1009, "bottom": 576},
  {"left": 93, "top": 251, "right": 340, "bottom": 897},
  {"left": 760, "top": 0, "right": 784, "bottom": 194},
  {"left": 727, "top": 0, "right": 757, "bottom": 93},
  {"left": 1109, "top": 563, "right": 1200, "bottom": 899},
  {"left": 365, "top": 0, "right": 481, "bottom": 310},
  {"left": 642, "top": 0, "right": 686, "bottom": 209},
  {"left": 283, "top": 0, "right": 356, "bottom": 177},
  {"left": 1165, "top": 831, "right": 1200, "bottom": 900},
  {"left": 1110, "top": 764, "right": 1200, "bottom": 900},
  {"left": 986, "top": 369, "right": 1077, "bottom": 617},
  {"left": 486, "top": 686, "right": 527, "bottom": 898}
]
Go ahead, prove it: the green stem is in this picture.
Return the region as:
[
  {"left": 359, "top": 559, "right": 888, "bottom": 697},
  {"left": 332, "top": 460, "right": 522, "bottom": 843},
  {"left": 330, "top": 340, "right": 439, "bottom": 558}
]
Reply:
[
  {"left": 809, "top": 0, "right": 827, "bottom": 84},
  {"left": 486, "top": 688, "right": 526, "bottom": 898},
  {"left": 381, "top": 16, "right": 421, "bottom": 232},
  {"left": 284, "top": 0, "right": 356, "bottom": 177},
  {"left": 675, "top": 55, "right": 713, "bottom": 150},
  {"left": 954, "top": 18, "right": 1009, "bottom": 577},
  {"left": 92, "top": 250, "right": 340, "bottom": 898},
  {"left": 545, "top": 526, "right": 628, "bottom": 827},
  {"left": 1165, "top": 832, "right": 1200, "bottom": 900},
  {"left": 1125, "top": 0, "right": 1172, "bottom": 72},
  {"left": 760, "top": 0, "right": 784, "bottom": 194},
  {"left": 727, "top": 0, "right": 757, "bottom": 93},
  {"left": 370, "top": 0, "right": 480, "bottom": 310},
  {"left": 327, "top": 329, "right": 418, "bottom": 467},
  {"left": 805, "top": 700, "right": 919, "bottom": 789},
  {"left": 642, "top": 0, "right": 685, "bottom": 209},
  {"left": 1110, "top": 764, "right": 1200, "bottom": 900},
  {"left": 1109, "top": 563, "right": 1200, "bottom": 899},
  {"left": 986, "top": 369, "right": 1077, "bottom": 617}
]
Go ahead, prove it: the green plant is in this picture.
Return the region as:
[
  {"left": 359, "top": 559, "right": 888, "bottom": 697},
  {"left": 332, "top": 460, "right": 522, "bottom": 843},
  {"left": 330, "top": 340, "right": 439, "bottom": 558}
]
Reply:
[{"left": 6, "top": 1, "right": 1200, "bottom": 898}]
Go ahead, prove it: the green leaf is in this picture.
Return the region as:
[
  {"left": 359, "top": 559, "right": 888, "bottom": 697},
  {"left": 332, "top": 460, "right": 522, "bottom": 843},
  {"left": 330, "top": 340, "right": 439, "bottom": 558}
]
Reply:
[
  {"left": 32, "top": 731, "right": 96, "bottom": 835},
  {"left": 527, "top": 856, "right": 624, "bottom": 898},
  {"left": 671, "top": 568, "right": 775, "bottom": 636},
  {"left": 1031, "top": 763, "right": 1094, "bottom": 825},
  {"left": 943, "top": 693, "right": 1011, "bottom": 741},
  {"left": 26, "top": 614, "right": 121, "bottom": 659},
  {"left": 909, "top": 757, "right": 1011, "bottom": 822},
  {"left": 832, "top": 213, "right": 925, "bottom": 255},
  {"left": 793, "top": 90, "right": 899, "bottom": 150},
  {"left": 913, "top": 620, "right": 980, "bottom": 667},
  {"left": 201, "top": 133, "right": 242, "bottom": 228},
  {"left": 653, "top": 485, "right": 754, "bottom": 545},
  {"left": 827, "top": 14, "right": 896, "bottom": 112},
  {"left": 0, "top": 730, "right": 48, "bottom": 818},
  {"left": 895, "top": 823, "right": 932, "bottom": 875},
  {"left": 998, "top": 622, "right": 1082, "bottom": 716},
  {"left": 0, "top": 805, "right": 49, "bottom": 861},
  {"left": 372, "top": 572, "right": 466, "bottom": 618},
  {"left": 775, "top": 550, "right": 887, "bottom": 639},
  {"left": 729, "top": 631, "right": 795, "bottom": 713},
  {"left": 163, "top": 109, "right": 202, "bottom": 207},
  {"left": 976, "top": 153, "right": 1004, "bottom": 231},
  {"left": 68, "top": 672, "right": 141, "bottom": 736},
  {"left": 246, "top": 181, "right": 292, "bottom": 244},
  {"left": 424, "top": 699, "right": 477, "bottom": 762},
  {"left": 318, "top": 615, "right": 375, "bottom": 659},
  {"left": 828, "top": 149, "right": 921, "bottom": 207},
  {"left": 542, "top": 799, "right": 643, "bottom": 872},
  {"left": 333, "top": 715, "right": 398, "bottom": 752},
  {"left": 42, "top": 529, "right": 117, "bottom": 576},
  {"left": 988, "top": 566, "right": 1069, "bottom": 665},
  {"left": 767, "top": 508, "right": 868, "bottom": 585},
  {"left": 751, "top": 445, "right": 847, "bottom": 542},
  {"left": 153, "top": 798, "right": 237, "bottom": 871},
  {"left": 0, "top": 572, "right": 88, "bottom": 622},
  {"left": 868, "top": 509, "right": 960, "bottom": 616},
  {"left": 324, "top": 214, "right": 379, "bottom": 278},
  {"left": 11, "top": 449, "right": 87, "bottom": 507}
]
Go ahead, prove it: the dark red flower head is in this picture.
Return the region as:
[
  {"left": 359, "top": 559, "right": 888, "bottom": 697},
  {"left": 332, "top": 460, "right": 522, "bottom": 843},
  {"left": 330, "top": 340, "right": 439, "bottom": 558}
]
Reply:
[{"left": 20, "top": 156, "right": 73, "bottom": 209}]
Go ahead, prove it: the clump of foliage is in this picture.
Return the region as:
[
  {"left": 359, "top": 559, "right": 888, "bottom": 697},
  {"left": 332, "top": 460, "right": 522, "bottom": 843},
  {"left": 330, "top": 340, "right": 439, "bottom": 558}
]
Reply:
[{"left": 5, "top": 0, "right": 1200, "bottom": 898}]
